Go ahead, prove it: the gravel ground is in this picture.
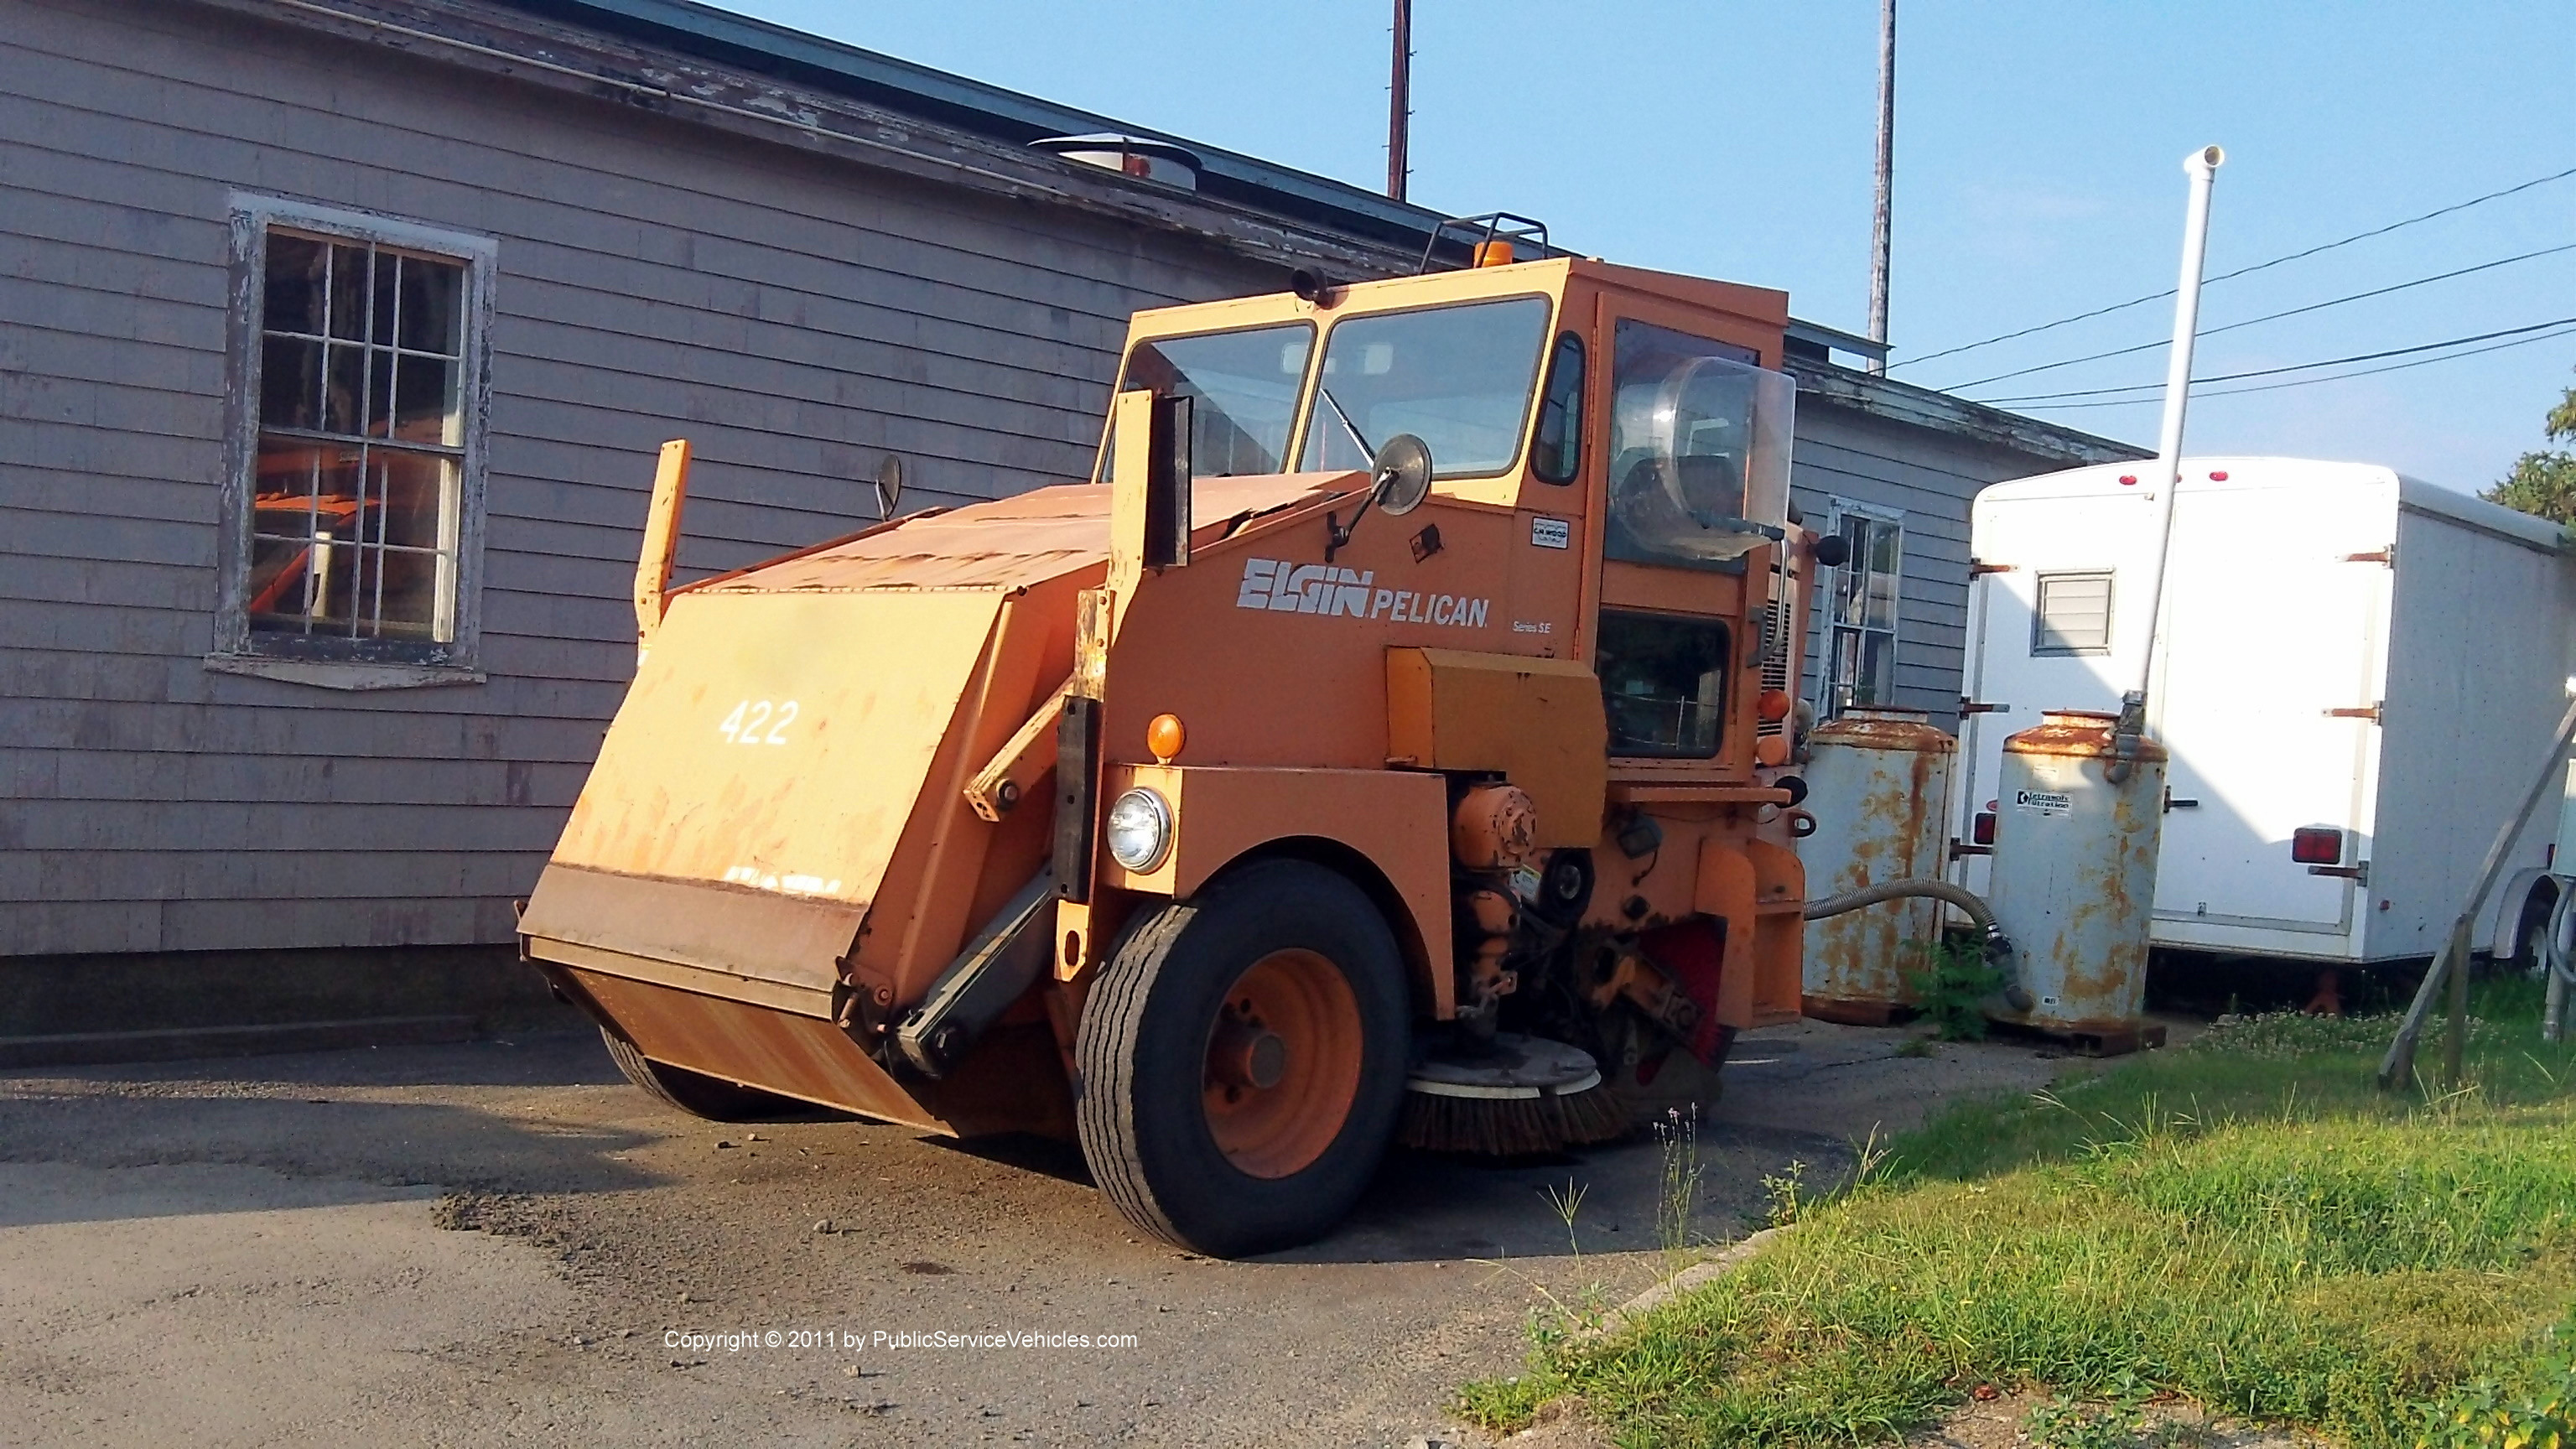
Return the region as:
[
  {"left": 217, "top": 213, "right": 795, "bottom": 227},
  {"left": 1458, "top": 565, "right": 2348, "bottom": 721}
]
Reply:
[{"left": 0, "top": 1015, "right": 2086, "bottom": 1447}]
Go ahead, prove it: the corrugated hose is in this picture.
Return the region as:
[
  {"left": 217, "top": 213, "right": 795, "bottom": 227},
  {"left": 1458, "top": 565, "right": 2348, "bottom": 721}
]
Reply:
[{"left": 1801, "top": 879, "right": 2036, "bottom": 1012}]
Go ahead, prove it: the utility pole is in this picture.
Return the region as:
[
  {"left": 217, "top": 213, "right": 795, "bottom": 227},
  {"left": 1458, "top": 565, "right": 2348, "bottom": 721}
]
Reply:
[
  {"left": 1866, "top": 0, "right": 1895, "bottom": 375},
  {"left": 1387, "top": 0, "right": 1412, "bottom": 201}
]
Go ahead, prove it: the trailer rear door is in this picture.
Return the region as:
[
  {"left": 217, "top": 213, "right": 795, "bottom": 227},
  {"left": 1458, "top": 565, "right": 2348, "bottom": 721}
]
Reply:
[{"left": 2145, "top": 480, "right": 2390, "bottom": 953}]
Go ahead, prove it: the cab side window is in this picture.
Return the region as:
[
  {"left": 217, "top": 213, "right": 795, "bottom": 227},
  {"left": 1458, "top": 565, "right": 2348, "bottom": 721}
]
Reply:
[
  {"left": 1597, "top": 609, "right": 1730, "bottom": 758},
  {"left": 1530, "top": 332, "right": 1585, "bottom": 485}
]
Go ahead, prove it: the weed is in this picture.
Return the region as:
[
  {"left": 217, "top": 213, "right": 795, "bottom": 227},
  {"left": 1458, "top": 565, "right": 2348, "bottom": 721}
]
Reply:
[
  {"left": 2144, "top": 1420, "right": 2222, "bottom": 1449},
  {"left": 1894, "top": 1035, "right": 1935, "bottom": 1058},
  {"left": 1849, "top": 1125, "right": 1893, "bottom": 1193},
  {"left": 2415, "top": 1318, "right": 2576, "bottom": 1449},
  {"left": 2027, "top": 1387, "right": 2148, "bottom": 1449},
  {"left": 1906, "top": 937, "right": 2004, "bottom": 1041},
  {"left": 1541, "top": 1177, "right": 1587, "bottom": 1258},
  {"left": 1654, "top": 1110, "right": 1706, "bottom": 1264},
  {"left": 1759, "top": 1158, "right": 1809, "bottom": 1228}
]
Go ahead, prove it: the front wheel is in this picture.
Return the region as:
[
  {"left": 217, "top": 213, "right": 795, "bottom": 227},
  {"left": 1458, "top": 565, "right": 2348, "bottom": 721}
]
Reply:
[{"left": 1076, "top": 859, "right": 1410, "bottom": 1256}]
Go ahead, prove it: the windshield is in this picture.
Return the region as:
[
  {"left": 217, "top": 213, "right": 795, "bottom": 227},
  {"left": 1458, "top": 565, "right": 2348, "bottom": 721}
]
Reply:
[
  {"left": 1107, "top": 323, "right": 1314, "bottom": 480},
  {"left": 1296, "top": 297, "right": 1550, "bottom": 479}
]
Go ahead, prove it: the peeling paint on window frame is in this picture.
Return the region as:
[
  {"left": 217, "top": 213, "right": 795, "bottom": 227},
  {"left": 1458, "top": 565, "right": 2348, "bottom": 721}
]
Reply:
[{"left": 210, "top": 193, "right": 499, "bottom": 688}]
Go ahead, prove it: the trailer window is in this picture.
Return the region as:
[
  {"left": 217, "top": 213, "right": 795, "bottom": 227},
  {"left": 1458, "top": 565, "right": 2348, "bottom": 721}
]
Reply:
[
  {"left": 2033, "top": 571, "right": 2114, "bottom": 656},
  {"left": 1597, "top": 610, "right": 1730, "bottom": 758},
  {"left": 1109, "top": 323, "right": 1314, "bottom": 480},
  {"left": 1297, "top": 296, "right": 1550, "bottom": 479}
]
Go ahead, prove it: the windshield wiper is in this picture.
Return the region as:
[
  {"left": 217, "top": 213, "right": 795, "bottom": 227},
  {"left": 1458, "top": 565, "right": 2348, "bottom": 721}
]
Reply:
[
  {"left": 1316, "top": 389, "right": 1388, "bottom": 565},
  {"left": 1316, "top": 387, "right": 1376, "bottom": 466}
]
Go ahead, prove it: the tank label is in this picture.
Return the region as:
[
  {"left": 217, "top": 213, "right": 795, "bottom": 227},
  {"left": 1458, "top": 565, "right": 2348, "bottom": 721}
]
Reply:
[
  {"left": 2013, "top": 788, "right": 2073, "bottom": 817},
  {"left": 1234, "top": 557, "right": 1489, "bottom": 628}
]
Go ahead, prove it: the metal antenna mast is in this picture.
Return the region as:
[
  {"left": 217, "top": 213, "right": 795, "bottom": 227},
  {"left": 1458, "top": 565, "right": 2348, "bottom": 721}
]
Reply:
[
  {"left": 1387, "top": 0, "right": 1412, "bottom": 201},
  {"left": 1867, "top": 0, "right": 1895, "bottom": 374}
]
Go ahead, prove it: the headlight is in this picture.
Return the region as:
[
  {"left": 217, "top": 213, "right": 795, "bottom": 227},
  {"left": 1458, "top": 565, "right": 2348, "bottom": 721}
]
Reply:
[{"left": 1104, "top": 787, "right": 1174, "bottom": 872}]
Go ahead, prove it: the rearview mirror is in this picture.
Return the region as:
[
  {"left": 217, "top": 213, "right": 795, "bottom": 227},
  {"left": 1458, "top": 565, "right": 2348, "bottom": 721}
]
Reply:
[
  {"left": 874, "top": 455, "right": 904, "bottom": 520},
  {"left": 1372, "top": 434, "right": 1433, "bottom": 517}
]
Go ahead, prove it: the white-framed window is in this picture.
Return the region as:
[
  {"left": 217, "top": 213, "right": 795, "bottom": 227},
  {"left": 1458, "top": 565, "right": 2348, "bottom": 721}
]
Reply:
[
  {"left": 1820, "top": 498, "right": 1903, "bottom": 714},
  {"left": 210, "top": 196, "right": 496, "bottom": 688}
]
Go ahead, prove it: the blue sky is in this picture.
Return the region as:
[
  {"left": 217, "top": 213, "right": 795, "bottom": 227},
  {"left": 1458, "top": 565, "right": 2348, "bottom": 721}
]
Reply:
[{"left": 717, "top": 1, "right": 2574, "bottom": 492}]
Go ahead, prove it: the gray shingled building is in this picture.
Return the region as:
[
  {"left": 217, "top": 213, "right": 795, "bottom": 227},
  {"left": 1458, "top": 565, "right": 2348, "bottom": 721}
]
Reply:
[{"left": 0, "top": 0, "right": 2142, "bottom": 1052}]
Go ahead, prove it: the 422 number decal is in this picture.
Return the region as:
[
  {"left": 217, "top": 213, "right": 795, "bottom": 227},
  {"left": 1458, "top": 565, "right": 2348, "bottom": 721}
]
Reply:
[{"left": 717, "top": 699, "right": 798, "bottom": 745}]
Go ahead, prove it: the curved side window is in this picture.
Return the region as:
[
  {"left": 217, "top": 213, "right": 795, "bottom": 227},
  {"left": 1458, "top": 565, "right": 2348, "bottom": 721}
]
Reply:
[{"left": 1530, "top": 331, "right": 1586, "bottom": 486}]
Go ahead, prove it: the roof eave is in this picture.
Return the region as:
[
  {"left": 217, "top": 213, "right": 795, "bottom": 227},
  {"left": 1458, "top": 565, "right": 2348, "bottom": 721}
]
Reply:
[{"left": 1786, "top": 357, "right": 2150, "bottom": 468}]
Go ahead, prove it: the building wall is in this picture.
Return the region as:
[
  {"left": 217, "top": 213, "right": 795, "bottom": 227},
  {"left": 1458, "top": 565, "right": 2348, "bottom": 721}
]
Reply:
[
  {"left": 1789, "top": 397, "right": 2113, "bottom": 733},
  {"left": 0, "top": 0, "right": 1285, "bottom": 957}
]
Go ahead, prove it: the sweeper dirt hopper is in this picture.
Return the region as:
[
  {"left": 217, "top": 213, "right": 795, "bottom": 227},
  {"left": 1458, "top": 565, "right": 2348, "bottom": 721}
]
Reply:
[{"left": 519, "top": 252, "right": 1841, "bottom": 1255}]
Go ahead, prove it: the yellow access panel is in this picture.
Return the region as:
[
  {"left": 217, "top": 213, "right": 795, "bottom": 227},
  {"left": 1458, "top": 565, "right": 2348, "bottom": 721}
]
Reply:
[
  {"left": 1385, "top": 647, "right": 1607, "bottom": 848},
  {"left": 527, "top": 587, "right": 1005, "bottom": 992}
]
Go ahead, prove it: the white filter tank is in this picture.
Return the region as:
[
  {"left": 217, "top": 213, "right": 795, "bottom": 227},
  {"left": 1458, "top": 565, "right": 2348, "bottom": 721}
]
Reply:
[{"left": 1985, "top": 709, "right": 2166, "bottom": 1047}]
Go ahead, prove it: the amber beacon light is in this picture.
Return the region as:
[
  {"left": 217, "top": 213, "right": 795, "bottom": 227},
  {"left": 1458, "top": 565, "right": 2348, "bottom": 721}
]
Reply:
[{"left": 1148, "top": 713, "right": 1187, "bottom": 764}]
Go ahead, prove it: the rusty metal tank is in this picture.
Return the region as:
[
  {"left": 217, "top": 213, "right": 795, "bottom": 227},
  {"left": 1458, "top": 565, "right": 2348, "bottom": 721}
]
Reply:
[
  {"left": 1799, "top": 708, "right": 1955, "bottom": 1023},
  {"left": 1984, "top": 709, "right": 2166, "bottom": 1045}
]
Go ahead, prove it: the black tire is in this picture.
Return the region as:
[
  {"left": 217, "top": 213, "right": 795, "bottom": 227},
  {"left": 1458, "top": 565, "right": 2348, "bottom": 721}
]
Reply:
[
  {"left": 599, "top": 1027, "right": 794, "bottom": 1123},
  {"left": 1075, "top": 858, "right": 1410, "bottom": 1257},
  {"left": 2509, "top": 880, "right": 2560, "bottom": 974}
]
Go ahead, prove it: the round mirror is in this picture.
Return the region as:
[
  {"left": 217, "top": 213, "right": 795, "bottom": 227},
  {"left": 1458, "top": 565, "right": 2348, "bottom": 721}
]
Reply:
[
  {"left": 874, "top": 454, "right": 904, "bottom": 520},
  {"left": 1811, "top": 532, "right": 1851, "bottom": 568},
  {"left": 1371, "top": 434, "right": 1433, "bottom": 517}
]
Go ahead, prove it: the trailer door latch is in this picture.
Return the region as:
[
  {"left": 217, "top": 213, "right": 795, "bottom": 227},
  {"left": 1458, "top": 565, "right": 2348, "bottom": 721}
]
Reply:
[{"left": 2325, "top": 703, "right": 2383, "bottom": 724}]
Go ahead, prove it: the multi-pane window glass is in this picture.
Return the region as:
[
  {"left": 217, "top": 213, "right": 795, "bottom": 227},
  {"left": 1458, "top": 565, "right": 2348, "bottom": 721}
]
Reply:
[
  {"left": 2032, "top": 571, "right": 2114, "bottom": 655},
  {"left": 248, "top": 231, "right": 468, "bottom": 644},
  {"left": 1824, "top": 508, "right": 1903, "bottom": 713}
]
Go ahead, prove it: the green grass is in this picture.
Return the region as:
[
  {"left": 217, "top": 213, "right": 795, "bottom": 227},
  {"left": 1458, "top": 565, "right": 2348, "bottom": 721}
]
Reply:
[{"left": 1461, "top": 980, "right": 2576, "bottom": 1448}]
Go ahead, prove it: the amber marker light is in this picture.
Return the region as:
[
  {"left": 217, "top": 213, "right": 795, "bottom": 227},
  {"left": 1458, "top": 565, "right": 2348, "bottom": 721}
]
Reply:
[
  {"left": 1755, "top": 736, "right": 1789, "bottom": 766},
  {"left": 1756, "top": 688, "right": 1792, "bottom": 722},
  {"left": 1147, "top": 713, "right": 1187, "bottom": 765}
]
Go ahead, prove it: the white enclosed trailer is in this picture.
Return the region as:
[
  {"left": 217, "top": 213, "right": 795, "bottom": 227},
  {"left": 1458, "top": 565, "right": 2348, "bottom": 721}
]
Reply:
[{"left": 1951, "top": 457, "right": 2576, "bottom": 965}]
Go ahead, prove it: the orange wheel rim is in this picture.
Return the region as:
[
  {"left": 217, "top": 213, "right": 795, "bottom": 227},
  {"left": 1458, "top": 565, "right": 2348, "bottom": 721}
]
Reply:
[{"left": 1201, "top": 948, "right": 1362, "bottom": 1179}]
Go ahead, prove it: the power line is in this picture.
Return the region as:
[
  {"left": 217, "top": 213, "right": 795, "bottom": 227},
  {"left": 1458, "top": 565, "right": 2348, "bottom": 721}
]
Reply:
[
  {"left": 2005, "top": 322, "right": 2576, "bottom": 411},
  {"left": 1889, "top": 161, "right": 2576, "bottom": 371},
  {"left": 1976, "top": 314, "right": 2576, "bottom": 405},
  {"left": 1942, "top": 240, "right": 2576, "bottom": 392}
]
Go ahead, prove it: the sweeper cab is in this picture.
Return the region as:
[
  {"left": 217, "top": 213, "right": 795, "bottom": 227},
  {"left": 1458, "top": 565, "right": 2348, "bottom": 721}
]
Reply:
[{"left": 517, "top": 251, "right": 1826, "bottom": 1256}]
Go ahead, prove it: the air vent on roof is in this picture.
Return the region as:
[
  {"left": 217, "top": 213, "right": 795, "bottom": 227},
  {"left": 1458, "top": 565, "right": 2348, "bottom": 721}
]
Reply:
[{"left": 1031, "top": 134, "right": 1201, "bottom": 192}]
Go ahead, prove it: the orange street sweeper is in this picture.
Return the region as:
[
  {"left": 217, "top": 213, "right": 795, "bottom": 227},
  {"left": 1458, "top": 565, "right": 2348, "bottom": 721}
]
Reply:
[{"left": 518, "top": 248, "right": 1836, "bottom": 1255}]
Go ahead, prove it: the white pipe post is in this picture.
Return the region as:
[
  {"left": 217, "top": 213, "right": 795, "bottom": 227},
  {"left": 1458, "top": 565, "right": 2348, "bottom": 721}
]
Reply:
[{"left": 2107, "top": 146, "right": 2223, "bottom": 780}]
